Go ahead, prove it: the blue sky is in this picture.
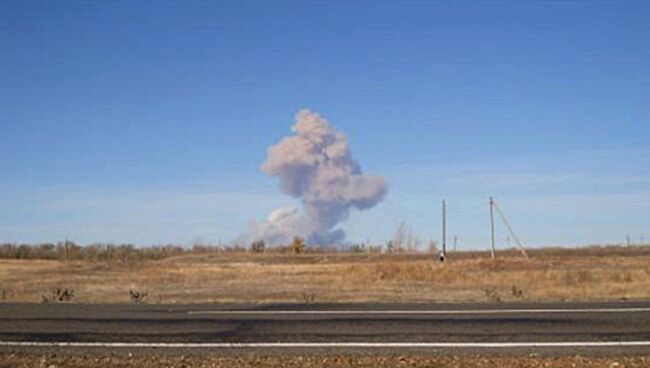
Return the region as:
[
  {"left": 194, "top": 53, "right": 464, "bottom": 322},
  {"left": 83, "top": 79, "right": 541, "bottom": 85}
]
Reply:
[{"left": 1, "top": 1, "right": 649, "bottom": 248}]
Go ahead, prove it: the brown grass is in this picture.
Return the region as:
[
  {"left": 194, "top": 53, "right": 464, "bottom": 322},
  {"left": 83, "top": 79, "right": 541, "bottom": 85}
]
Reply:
[{"left": 2, "top": 248, "right": 650, "bottom": 304}]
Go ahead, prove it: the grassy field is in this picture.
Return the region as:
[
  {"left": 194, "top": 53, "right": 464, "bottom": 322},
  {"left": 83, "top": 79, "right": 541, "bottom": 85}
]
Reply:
[{"left": 2, "top": 246, "right": 650, "bottom": 304}]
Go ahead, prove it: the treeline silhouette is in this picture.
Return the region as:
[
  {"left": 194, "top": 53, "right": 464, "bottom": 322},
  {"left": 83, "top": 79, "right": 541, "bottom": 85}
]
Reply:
[
  {"left": 2, "top": 242, "right": 648, "bottom": 262},
  {"left": 0, "top": 242, "right": 191, "bottom": 262},
  {"left": 0, "top": 240, "right": 383, "bottom": 261},
  {"left": 0, "top": 241, "right": 347, "bottom": 262}
]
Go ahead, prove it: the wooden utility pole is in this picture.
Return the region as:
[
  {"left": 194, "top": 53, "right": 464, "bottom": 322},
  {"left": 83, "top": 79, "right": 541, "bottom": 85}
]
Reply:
[
  {"left": 489, "top": 197, "right": 496, "bottom": 259},
  {"left": 441, "top": 200, "right": 447, "bottom": 262}
]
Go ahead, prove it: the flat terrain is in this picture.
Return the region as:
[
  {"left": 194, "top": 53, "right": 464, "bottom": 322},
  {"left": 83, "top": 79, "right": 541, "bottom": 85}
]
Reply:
[
  {"left": 2, "top": 249, "right": 650, "bottom": 366},
  {"left": 1, "top": 249, "right": 650, "bottom": 304}
]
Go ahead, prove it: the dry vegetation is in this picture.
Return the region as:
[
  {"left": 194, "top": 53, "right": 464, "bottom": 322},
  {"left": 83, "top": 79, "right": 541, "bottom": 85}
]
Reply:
[
  {"left": 1, "top": 353, "right": 649, "bottom": 368},
  {"left": 2, "top": 246, "right": 650, "bottom": 304}
]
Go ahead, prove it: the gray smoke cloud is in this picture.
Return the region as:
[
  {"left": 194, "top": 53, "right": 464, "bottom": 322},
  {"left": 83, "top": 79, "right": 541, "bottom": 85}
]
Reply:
[{"left": 245, "top": 109, "right": 387, "bottom": 246}]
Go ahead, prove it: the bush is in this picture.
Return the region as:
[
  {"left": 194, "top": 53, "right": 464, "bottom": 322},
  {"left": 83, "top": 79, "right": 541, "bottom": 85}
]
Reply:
[
  {"left": 302, "top": 292, "right": 316, "bottom": 304},
  {"left": 291, "top": 237, "right": 305, "bottom": 254},
  {"left": 386, "top": 240, "right": 403, "bottom": 253},
  {"left": 484, "top": 288, "right": 501, "bottom": 302},
  {"left": 129, "top": 289, "right": 148, "bottom": 303},
  {"left": 250, "top": 240, "right": 266, "bottom": 253},
  {"left": 42, "top": 288, "right": 74, "bottom": 303},
  {"left": 511, "top": 285, "right": 524, "bottom": 298}
]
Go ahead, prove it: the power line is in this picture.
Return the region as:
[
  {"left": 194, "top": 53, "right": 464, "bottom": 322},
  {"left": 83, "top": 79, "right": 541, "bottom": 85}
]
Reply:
[
  {"left": 492, "top": 199, "right": 530, "bottom": 260},
  {"left": 489, "top": 197, "right": 496, "bottom": 259}
]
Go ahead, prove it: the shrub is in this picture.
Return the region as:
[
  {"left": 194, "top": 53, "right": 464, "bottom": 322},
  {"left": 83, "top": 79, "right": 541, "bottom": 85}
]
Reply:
[
  {"left": 250, "top": 240, "right": 266, "bottom": 253},
  {"left": 484, "top": 288, "right": 501, "bottom": 302},
  {"left": 302, "top": 292, "right": 316, "bottom": 304},
  {"left": 386, "top": 240, "right": 403, "bottom": 253},
  {"left": 129, "top": 289, "right": 148, "bottom": 303},
  {"left": 291, "top": 237, "right": 305, "bottom": 254},
  {"left": 511, "top": 285, "right": 524, "bottom": 298},
  {"left": 42, "top": 288, "right": 74, "bottom": 303}
]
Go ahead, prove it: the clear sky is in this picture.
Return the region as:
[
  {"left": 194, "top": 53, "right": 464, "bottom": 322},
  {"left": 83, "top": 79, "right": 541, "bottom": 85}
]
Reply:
[{"left": 1, "top": 1, "right": 649, "bottom": 248}]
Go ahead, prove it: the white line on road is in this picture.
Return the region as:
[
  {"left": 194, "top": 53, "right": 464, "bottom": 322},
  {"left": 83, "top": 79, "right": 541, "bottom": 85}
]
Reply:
[
  {"left": 1, "top": 341, "right": 650, "bottom": 348},
  {"left": 187, "top": 307, "right": 650, "bottom": 315}
]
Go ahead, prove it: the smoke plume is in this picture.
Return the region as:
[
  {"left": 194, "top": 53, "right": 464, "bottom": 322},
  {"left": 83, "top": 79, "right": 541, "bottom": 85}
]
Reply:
[{"left": 245, "top": 109, "right": 387, "bottom": 246}]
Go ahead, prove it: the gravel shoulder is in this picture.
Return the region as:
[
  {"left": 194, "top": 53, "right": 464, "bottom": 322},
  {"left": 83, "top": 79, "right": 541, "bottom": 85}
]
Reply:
[{"left": 2, "top": 353, "right": 650, "bottom": 368}]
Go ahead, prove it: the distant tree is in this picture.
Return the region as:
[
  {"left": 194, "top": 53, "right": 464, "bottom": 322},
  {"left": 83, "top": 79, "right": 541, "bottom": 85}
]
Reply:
[
  {"left": 405, "top": 229, "right": 421, "bottom": 252},
  {"left": 428, "top": 240, "right": 438, "bottom": 255},
  {"left": 386, "top": 240, "right": 402, "bottom": 253},
  {"left": 392, "top": 222, "right": 408, "bottom": 249},
  {"left": 389, "top": 222, "right": 421, "bottom": 252},
  {"left": 291, "top": 237, "right": 305, "bottom": 254},
  {"left": 250, "top": 240, "right": 266, "bottom": 253},
  {"left": 350, "top": 243, "right": 366, "bottom": 253}
]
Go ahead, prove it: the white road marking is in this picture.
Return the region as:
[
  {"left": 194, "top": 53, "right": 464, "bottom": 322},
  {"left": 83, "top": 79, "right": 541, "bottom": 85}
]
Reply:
[
  {"left": 187, "top": 307, "right": 650, "bottom": 315},
  {"left": 1, "top": 341, "right": 650, "bottom": 348}
]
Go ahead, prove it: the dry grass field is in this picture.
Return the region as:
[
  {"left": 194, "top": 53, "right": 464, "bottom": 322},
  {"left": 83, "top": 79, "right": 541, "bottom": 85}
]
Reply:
[{"left": 2, "top": 247, "right": 650, "bottom": 304}]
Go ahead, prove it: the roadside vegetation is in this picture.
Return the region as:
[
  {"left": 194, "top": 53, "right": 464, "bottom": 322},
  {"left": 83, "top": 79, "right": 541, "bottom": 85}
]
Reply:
[{"left": 1, "top": 243, "right": 650, "bottom": 304}]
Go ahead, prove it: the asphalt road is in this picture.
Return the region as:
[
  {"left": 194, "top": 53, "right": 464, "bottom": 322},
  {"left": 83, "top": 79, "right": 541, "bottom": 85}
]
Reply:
[{"left": 1, "top": 302, "right": 650, "bottom": 356}]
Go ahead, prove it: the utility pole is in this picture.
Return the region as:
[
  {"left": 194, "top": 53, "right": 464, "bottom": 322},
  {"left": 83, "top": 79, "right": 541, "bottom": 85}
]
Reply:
[
  {"left": 441, "top": 200, "right": 447, "bottom": 262},
  {"left": 489, "top": 197, "right": 496, "bottom": 259},
  {"left": 453, "top": 235, "right": 458, "bottom": 252}
]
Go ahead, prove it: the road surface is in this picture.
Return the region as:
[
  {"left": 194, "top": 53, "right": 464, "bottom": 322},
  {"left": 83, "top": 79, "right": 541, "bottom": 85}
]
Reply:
[{"left": 1, "top": 302, "right": 650, "bottom": 355}]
